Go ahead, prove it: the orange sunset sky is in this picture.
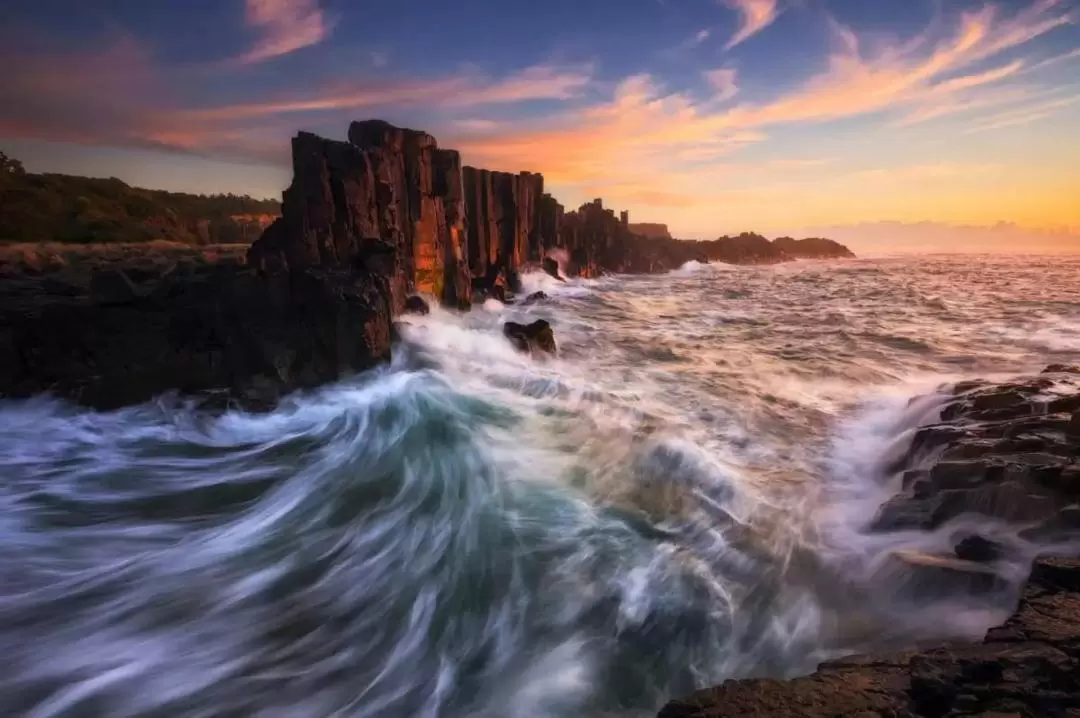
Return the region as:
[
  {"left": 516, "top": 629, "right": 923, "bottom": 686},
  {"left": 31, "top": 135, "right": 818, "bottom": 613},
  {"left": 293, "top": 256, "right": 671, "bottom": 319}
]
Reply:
[{"left": 1, "top": 0, "right": 1078, "bottom": 251}]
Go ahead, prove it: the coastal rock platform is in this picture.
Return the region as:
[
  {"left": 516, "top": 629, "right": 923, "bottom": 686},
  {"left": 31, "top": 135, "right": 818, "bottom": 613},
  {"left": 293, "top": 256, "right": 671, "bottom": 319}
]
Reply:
[{"left": 658, "top": 366, "right": 1080, "bottom": 718}]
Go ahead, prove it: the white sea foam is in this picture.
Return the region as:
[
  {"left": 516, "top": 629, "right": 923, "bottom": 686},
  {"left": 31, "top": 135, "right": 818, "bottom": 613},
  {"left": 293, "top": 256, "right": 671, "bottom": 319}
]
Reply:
[{"left": 2, "top": 254, "right": 1079, "bottom": 716}]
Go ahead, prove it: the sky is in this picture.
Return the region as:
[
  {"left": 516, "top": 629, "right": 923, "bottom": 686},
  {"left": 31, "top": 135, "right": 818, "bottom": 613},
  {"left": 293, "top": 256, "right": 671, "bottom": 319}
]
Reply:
[{"left": 1, "top": 0, "right": 1079, "bottom": 249}]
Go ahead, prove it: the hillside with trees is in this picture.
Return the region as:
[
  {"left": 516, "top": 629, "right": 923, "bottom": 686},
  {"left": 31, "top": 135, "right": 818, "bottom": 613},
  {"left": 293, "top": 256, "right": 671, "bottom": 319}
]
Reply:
[{"left": 0, "top": 151, "right": 279, "bottom": 245}]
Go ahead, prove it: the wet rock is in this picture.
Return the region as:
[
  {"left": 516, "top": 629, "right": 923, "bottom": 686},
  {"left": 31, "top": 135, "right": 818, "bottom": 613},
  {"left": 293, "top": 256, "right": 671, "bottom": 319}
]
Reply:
[
  {"left": 954, "top": 534, "right": 1004, "bottom": 562},
  {"left": 1067, "top": 411, "right": 1080, "bottom": 438},
  {"left": 403, "top": 295, "right": 430, "bottom": 315},
  {"left": 1048, "top": 394, "right": 1080, "bottom": 413},
  {"left": 659, "top": 367, "right": 1080, "bottom": 718},
  {"left": 657, "top": 557, "right": 1080, "bottom": 718},
  {"left": 521, "top": 290, "right": 549, "bottom": 305},
  {"left": 971, "top": 389, "right": 1028, "bottom": 411},
  {"left": 872, "top": 493, "right": 941, "bottom": 531},
  {"left": 932, "top": 481, "right": 1058, "bottom": 526},
  {"left": 503, "top": 319, "right": 557, "bottom": 356},
  {"left": 1043, "top": 364, "right": 1080, "bottom": 374},
  {"left": 884, "top": 549, "right": 1009, "bottom": 601},
  {"left": 929, "top": 459, "right": 1005, "bottom": 490},
  {"left": 541, "top": 256, "right": 564, "bottom": 282}
]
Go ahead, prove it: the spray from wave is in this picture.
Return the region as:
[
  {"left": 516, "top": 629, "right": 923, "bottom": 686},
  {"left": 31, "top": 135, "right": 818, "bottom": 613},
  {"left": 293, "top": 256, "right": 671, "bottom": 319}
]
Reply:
[{"left": 0, "top": 254, "right": 1077, "bottom": 717}]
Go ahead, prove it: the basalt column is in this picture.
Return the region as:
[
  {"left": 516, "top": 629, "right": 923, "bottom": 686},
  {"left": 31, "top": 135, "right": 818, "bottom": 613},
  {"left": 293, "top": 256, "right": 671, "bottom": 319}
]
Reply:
[
  {"left": 463, "top": 167, "right": 549, "bottom": 292},
  {"left": 348, "top": 120, "right": 471, "bottom": 308}
]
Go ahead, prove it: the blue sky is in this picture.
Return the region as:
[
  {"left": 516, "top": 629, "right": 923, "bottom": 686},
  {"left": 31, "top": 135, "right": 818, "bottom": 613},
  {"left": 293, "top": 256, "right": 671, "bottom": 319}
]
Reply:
[{"left": 1, "top": 0, "right": 1078, "bottom": 244}]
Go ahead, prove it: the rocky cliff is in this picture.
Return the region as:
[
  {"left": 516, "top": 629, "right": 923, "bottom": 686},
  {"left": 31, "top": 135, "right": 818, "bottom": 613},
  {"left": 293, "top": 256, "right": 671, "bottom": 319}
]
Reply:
[
  {"left": 461, "top": 167, "right": 546, "bottom": 291},
  {"left": 0, "top": 119, "right": 856, "bottom": 411},
  {"left": 249, "top": 120, "right": 472, "bottom": 310}
]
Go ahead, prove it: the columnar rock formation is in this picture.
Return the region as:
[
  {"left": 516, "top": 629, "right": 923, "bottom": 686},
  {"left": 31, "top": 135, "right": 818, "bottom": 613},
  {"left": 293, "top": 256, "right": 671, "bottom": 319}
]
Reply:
[
  {"left": 461, "top": 167, "right": 547, "bottom": 291},
  {"left": 0, "top": 118, "right": 856, "bottom": 410},
  {"left": 251, "top": 120, "right": 855, "bottom": 304},
  {"left": 250, "top": 120, "right": 472, "bottom": 309}
]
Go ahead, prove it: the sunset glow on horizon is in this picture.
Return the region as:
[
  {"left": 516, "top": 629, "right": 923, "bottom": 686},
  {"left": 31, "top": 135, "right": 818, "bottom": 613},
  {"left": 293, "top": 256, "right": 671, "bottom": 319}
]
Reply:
[{"left": 1, "top": 0, "right": 1078, "bottom": 249}]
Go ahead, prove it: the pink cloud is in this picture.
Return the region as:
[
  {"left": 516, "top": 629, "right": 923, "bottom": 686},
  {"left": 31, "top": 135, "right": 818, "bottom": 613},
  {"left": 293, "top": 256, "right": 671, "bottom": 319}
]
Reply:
[
  {"left": 703, "top": 68, "right": 739, "bottom": 102},
  {"left": 721, "top": 0, "right": 781, "bottom": 50},
  {"left": 238, "top": 0, "right": 331, "bottom": 64}
]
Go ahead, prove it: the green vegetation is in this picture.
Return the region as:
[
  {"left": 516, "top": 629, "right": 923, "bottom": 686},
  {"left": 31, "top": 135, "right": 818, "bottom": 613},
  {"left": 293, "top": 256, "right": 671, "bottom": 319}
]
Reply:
[{"left": 0, "top": 150, "right": 280, "bottom": 244}]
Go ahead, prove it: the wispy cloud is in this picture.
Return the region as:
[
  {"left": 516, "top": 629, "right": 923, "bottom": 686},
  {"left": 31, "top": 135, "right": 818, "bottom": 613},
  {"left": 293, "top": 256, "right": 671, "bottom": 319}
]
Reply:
[
  {"left": 721, "top": 0, "right": 781, "bottom": 50},
  {"left": 1, "top": 0, "right": 1075, "bottom": 232},
  {"left": 174, "top": 64, "right": 594, "bottom": 123},
  {"left": 451, "top": 0, "right": 1074, "bottom": 209},
  {"left": 1028, "top": 45, "right": 1080, "bottom": 72},
  {"left": 966, "top": 94, "right": 1080, "bottom": 132},
  {"left": 238, "top": 0, "right": 331, "bottom": 64},
  {"left": 703, "top": 67, "right": 739, "bottom": 102}
]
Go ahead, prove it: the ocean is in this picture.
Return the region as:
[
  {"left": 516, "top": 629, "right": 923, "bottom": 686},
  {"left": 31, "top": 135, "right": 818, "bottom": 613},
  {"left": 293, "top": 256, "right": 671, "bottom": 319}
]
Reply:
[{"left": 1, "top": 254, "right": 1078, "bottom": 717}]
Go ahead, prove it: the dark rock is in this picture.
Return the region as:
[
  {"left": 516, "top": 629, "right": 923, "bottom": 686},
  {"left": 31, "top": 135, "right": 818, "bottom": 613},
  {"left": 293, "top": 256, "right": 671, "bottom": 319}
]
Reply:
[
  {"left": 1043, "top": 364, "right": 1080, "bottom": 374},
  {"left": 521, "top": 291, "right": 549, "bottom": 306},
  {"left": 929, "top": 459, "right": 1004, "bottom": 490},
  {"left": 0, "top": 266, "right": 394, "bottom": 410},
  {"left": 1049, "top": 394, "right": 1080, "bottom": 413},
  {"left": 403, "top": 295, "right": 430, "bottom": 315},
  {"left": 503, "top": 319, "right": 557, "bottom": 356},
  {"left": 541, "top": 256, "right": 564, "bottom": 281},
  {"left": 659, "top": 368, "right": 1080, "bottom": 718},
  {"left": 971, "top": 389, "right": 1028, "bottom": 412},
  {"left": 872, "top": 493, "right": 941, "bottom": 531},
  {"left": 932, "top": 481, "right": 1058, "bottom": 526},
  {"left": 90, "top": 268, "right": 141, "bottom": 305},
  {"left": 771, "top": 236, "right": 856, "bottom": 259},
  {"left": 954, "top": 534, "right": 1004, "bottom": 562},
  {"left": 657, "top": 558, "right": 1080, "bottom": 718}
]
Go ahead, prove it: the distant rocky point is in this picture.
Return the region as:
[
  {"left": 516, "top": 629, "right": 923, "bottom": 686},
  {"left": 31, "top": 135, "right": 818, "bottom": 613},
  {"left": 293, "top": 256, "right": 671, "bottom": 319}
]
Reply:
[
  {"left": 773, "top": 236, "right": 856, "bottom": 259},
  {"left": 629, "top": 222, "right": 673, "bottom": 240}
]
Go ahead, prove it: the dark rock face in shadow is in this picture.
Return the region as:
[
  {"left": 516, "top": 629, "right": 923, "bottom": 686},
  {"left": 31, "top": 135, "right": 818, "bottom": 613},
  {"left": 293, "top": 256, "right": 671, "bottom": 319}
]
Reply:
[{"left": 0, "top": 263, "right": 394, "bottom": 410}]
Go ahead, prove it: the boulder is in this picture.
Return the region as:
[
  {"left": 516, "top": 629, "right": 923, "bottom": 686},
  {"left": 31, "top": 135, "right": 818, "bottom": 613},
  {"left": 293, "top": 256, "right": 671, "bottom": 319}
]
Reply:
[
  {"left": 954, "top": 534, "right": 1004, "bottom": 562},
  {"left": 403, "top": 295, "right": 431, "bottom": 315},
  {"left": 521, "top": 291, "right": 549, "bottom": 306},
  {"left": 503, "top": 319, "right": 557, "bottom": 356},
  {"left": 541, "top": 256, "right": 564, "bottom": 282}
]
